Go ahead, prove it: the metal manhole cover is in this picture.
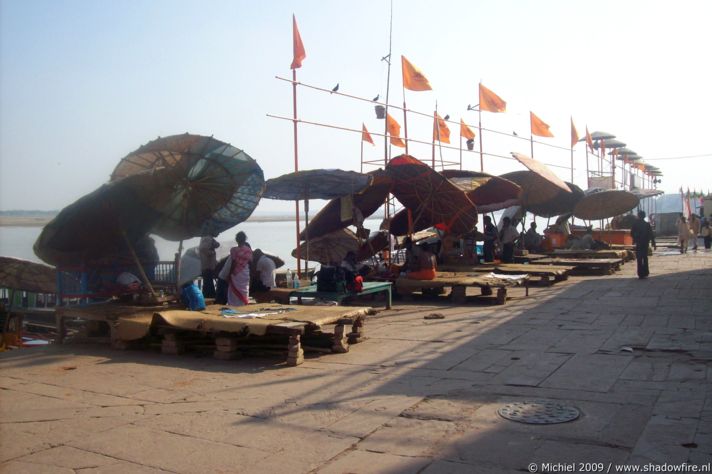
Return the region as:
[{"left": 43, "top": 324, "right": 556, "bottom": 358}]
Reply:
[{"left": 497, "top": 400, "right": 580, "bottom": 424}]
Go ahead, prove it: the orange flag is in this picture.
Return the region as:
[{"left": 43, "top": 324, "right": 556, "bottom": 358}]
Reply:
[
  {"left": 530, "top": 111, "right": 554, "bottom": 138},
  {"left": 361, "top": 123, "right": 374, "bottom": 145},
  {"left": 570, "top": 117, "right": 579, "bottom": 148},
  {"left": 401, "top": 56, "right": 432, "bottom": 91},
  {"left": 460, "top": 119, "right": 475, "bottom": 140},
  {"left": 585, "top": 126, "right": 594, "bottom": 151},
  {"left": 386, "top": 113, "right": 406, "bottom": 148},
  {"left": 478, "top": 83, "right": 506, "bottom": 113},
  {"left": 433, "top": 114, "right": 451, "bottom": 144},
  {"left": 290, "top": 15, "right": 306, "bottom": 69}
]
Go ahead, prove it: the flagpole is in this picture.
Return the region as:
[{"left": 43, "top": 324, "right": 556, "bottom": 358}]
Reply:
[
  {"left": 459, "top": 127, "right": 463, "bottom": 171},
  {"left": 402, "top": 82, "right": 409, "bottom": 154},
  {"left": 360, "top": 132, "right": 364, "bottom": 173},
  {"left": 570, "top": 144, "right": 574, "bottom": 184},
  {"left": 529, "top": 113, "right": 534, "bottom": 158},
  {"left": 478, "top": 105, "right": 483, "bottom": 172},
  {"left": 292, "top": 68, "right": 302, "bottom": 278},
  {"left": 431, "top": 110, "right": 436, "bottom": 168}
]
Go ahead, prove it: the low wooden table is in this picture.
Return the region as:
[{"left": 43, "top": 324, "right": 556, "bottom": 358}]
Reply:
[{"left": 290, "top": 281, "right": 392, "bottom": 309}]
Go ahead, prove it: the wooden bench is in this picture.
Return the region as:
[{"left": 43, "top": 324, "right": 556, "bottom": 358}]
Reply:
[
  {"left": 439, "top": 263, "right": 573, "bottom": 286},
  {"left": 395, "top": 272, "right": 528, "bottom": 305},
  {"left": 290, "top": 281, "right": 392, "bottom": 309}
]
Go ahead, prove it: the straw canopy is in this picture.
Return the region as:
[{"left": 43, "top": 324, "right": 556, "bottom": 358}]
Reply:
[
  {"left": 112, "top": 134, "right": 265, "bottom": 240},
  {"left": 300, "top": 169, "right": 391, "bottom": 240},
  {"left": 573, "top": 189, "right": 640, "bottom": 220},
  {"left": 510, "top": 152, "right": 570, "bottom": 193},
  {"left": 291, "top": 228, "right": 359, "bottom": 265},
  {"left": 0, "top": 256, "right": 57, "bottom": 294},
  {"left": 386, "top": 154, "right": 478, "bottom": 234},
  {"left": 33, "top": 173, "right": 163, "bottom": 267},
  {"left": 441, "top": 170, "right": 521, "bottom": 213},
  {"left": 525, "top": 182, "right": 584, "bottom": 218},
  {"left": 263, "top": 169, "right": 372, "bottom": 201}
]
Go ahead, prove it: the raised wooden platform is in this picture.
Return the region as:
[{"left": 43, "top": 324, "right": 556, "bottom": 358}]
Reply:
[
  {"left": 395, "top": 272, "right": 528, "bottom": 305},
  {"left": 534, "top": 257, "right": 623, "bottom": 275},
  {"left": 55, "top": 302, "right": 374, "bottom": 366}
]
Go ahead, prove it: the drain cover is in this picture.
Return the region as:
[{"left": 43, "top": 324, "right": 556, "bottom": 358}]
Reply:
[{"left": 498, "top": 400, "right": 580, "bottom": 424}]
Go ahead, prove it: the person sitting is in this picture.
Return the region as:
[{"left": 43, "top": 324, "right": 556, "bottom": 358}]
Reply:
[
  {"left": 404, "top": 242, "right": 437, "bottom": 280},
  {"left": 569, "top": 227, "right": 595, "bottom": 250},
  {"left": 523, "top": 222, "right": 543, "bottom": 253},
  {"left": 251, "top": 248, "right": 276, "bottom": 293}
]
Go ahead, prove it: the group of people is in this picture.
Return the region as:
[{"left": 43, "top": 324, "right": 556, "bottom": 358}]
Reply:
[
  {"left": 676, "top": 213, "right": 711, "bottom": 253},
  {"left": 482, "top": 215, "right": 527, "bottom": 263},
  {"left": 196, "top": 231, "right": 277, "bottom": 307}
]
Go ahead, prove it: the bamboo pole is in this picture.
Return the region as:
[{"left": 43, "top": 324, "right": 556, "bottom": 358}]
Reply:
[
  {"left": 478, "top": 106, "right": 484, "bottom": 171},
  {"left": 292, "top": 69, "right": 302, "bottom": 278}
]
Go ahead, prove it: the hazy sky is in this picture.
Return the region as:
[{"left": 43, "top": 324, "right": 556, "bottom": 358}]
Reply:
[{"left": 1, "top": 0, "right": 710, "bottom": 214}]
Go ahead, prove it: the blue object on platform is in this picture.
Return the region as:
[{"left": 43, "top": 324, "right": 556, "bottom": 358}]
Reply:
[
  {"left": 181, "top": 282, "right": 206, "bottom": 311},
  {"left": 476, "top": 244, "right": 484, "bottom": 256}
]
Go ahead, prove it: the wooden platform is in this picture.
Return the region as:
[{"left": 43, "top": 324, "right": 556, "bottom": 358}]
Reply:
[
  {"left": 549, "top": 249, "right": 631, "bottom": 261},
  {"left": 395, "top": 272, "right": 528, "bottom": 305},
  {"left": 534, "top": 257, "right": 623, "bottom": 275},
  {"left": 55, "top": 302, "right": 374, "bottom": 366},
  {"left": 440, "top": 263, "right": 572, "bottom": 286},
  {"left": 291, "top": 281, "right": 392, "bottom": 309}
]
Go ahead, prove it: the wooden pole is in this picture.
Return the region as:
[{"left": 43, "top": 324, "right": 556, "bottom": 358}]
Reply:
[
  {"left": 402, "top": 83, "right": 409, "bottom": 154},
  {"left": 570, "top": 145, "right": 574, "bottom": 184},
  {"left": 292, "top": 69, "right": 302, "bottom": 278},
  {"left": 478, "top": 106, "right": 484, "bottom": 172},
  {"left": 432, "top": 110, "right": 437, "bottom": 168},
  {"left": 122, "top": 231, "right": 156, "bottom": 297}
]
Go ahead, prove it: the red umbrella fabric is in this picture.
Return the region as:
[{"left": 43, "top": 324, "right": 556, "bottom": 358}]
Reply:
[
  {"left": 389, "top": 207, "right": 436, "bottom": 236},
  {"left": 386, "top": 155, "right": 478, "bottom": 235},
  {"left": 300, "top": 169, "right": 392, "bottom": 240}
]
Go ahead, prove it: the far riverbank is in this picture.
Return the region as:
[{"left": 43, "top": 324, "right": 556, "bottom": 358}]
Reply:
[{"left": 0, "top": 214, "right": 298, "bottom": 227}]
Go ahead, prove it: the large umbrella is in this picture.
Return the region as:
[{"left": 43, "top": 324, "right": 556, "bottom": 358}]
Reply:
[
  {"left": 593, "top": 139, "right": 626, "bottom": 149},
  {"left": 574, "top": 189, "right": 640, "bottom": 220},
  {"left": 264, "top": 169, "right": 372, "bottom": 273},
  {"left": 291, "top": 228, "right": 360, "bottom": 265},
  {"left": 510, "top": 152, "right": 570, "bottom": 193},
  {"left": 500, "top": 170, "right": 562, "bottom": 209},
  {"left": 299, "top": 169, "right": 391, "bottom": 240},
  {"left": 111, "top": 134, "right": 265, "bottom": 240},
  {"left": 389, "top": 207, "right": 436, "bottom": 236},
  {"left": 441, "top": 170, "right": 522, "bottom": 213},
  {"left": 33, "top": 172, "right": 163, "bottom": 268},
  {"left": 0, "top": 257, "right": 57, "bottom": 294},
  {"left": 356, "top": 230, "right": 391, "bottom": 261},
  {"left": 525, "top": 182, "right": 584, "bottom": 218},
  {"left": 386, "top": 155, "right": 478, "bottom": 235}
]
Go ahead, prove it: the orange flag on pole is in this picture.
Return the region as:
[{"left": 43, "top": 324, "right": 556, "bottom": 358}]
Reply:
[
  {"left": 478, "top": 83, "right": 506, "bottom": 113},
  {"left": 361, "top": 123, "right": 374, "bottom": 145},
  {"left": 401, "top": 56, "right": 432, "bottom": 91},
  {"left": 433, "top": 114, "right": 451, "bottom": 143},
  {"left": 460, "top": 119, "right": 475, "bottom": 140},
  {"left": 290, "top": 15, "right": 306, "bottom": 69},
  {"left": 530, "top": 111, "right": 554, "bottom": 138},
  {"left": 570, "top": 117, "right": 579, "bottom": 148},
  {"left": 585, "top": 126, "right": 594, "bottom": 152},
  {"left": 386, "top": 113, "right": 406, "bottom": 148}
]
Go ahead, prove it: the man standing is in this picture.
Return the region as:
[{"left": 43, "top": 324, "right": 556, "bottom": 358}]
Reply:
[
  {"left": 689, "top": 214, "right": 701, "bottom": 250},
  {"left": 499, "top": 217, "right": 519, "bottom": 263},
  {"left": 199, "top": 233, "right": 220, "bottom": 298},
  {"left": 482, "top": 216, "right": 498, "bottom": 263},
  {"left": 631, "top": 210, "right": 656, "bottom": 279}
]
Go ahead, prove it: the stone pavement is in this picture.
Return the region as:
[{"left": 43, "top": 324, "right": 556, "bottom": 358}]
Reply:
[{"left": 1, "top": 250, "right": 711, "bottom": 473}]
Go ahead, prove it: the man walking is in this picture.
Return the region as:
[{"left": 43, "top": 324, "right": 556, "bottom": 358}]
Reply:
[{"left": 631, "top": 210, "right": 656, "bottom": 279}]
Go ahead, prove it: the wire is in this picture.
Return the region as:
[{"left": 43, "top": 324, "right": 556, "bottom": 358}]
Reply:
[{"left": 644, "top": 154, "right": 711, "bottom": 161}]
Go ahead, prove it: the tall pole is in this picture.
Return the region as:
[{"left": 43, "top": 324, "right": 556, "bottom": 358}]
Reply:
[
  {"left": 478, "top": 106, "right": 483, "bottom": 171},
  {"left": 585, "top": 146, "right": 590, "bottom": 189},
  {"left": 431, "top": 110, "right": 436, "bottom": 168},
  {"left": 402, "top": 83, "right": 409, "bottom": 155},
  {"left": 570, "top": 146, "right": 574, "bottom": 184},
  {"left": 383, "top": 0, "right": 393, "bottom": 222},
  {"left": 530, "top": 113, "right": 534, "bottom": 158},
  {"left": 292, "top": 69, "right": 302, "bottom": 278}
]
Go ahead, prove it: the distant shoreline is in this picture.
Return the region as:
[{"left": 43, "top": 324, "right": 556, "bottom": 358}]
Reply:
[{"left": 0, "top": 214, "right": 298, "bottom": 227}]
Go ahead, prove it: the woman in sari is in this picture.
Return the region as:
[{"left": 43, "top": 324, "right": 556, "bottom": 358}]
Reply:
[{"left": 227, "top": 231, "right": 253, "bottom": 306}]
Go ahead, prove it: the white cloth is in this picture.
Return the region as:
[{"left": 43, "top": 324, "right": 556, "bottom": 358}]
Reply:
[{"left": 255, "top": 254, "right": 276, "bottom": 289}]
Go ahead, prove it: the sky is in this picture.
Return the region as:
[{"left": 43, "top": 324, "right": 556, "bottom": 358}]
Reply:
[{"left": 1, "top": 0, "right": 711, "bottom": 214}]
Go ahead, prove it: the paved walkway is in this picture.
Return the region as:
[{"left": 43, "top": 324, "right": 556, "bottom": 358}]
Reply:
[{"left": 1, "top": 250, "right": 711, "bottom": 473}]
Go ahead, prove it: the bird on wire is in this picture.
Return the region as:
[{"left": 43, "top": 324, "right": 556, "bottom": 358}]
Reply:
[
  {"left": 513, "top": 131, "right": 518, "bottom": 136},
  {"left": 443, "top": 114, "right": 450, "bottom": 121},
  {"left": 373, "top": 94, "right": 380, "bottom": 102},
  {"left": 331, "top": 83, "right": 339, "bottom": 93}
]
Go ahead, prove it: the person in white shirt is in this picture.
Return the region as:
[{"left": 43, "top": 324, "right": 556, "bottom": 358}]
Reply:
[
  {"left": 251, "top": 249, "right": 276, "bottom": 292},
  {"left": 499, "top": 217, "right": 519, "bottom": 263}
]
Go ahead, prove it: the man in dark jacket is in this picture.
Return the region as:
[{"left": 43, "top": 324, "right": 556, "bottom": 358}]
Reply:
[{"left": 631, "top": 210, "right": 656, "bottom": 279}]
